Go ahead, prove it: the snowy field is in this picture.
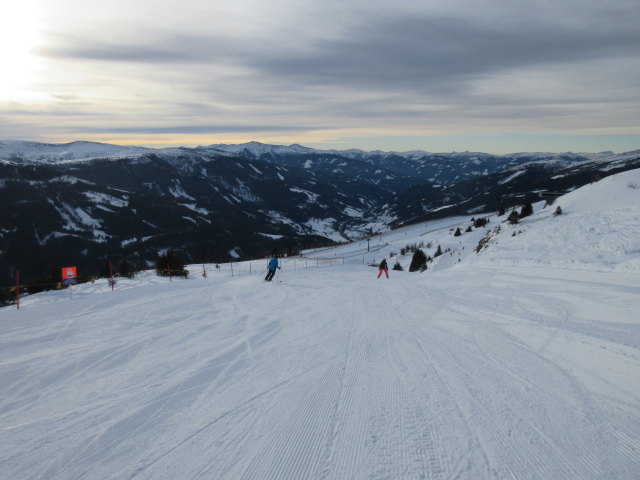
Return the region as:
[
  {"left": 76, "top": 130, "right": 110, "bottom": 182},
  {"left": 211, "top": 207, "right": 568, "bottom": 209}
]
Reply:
[{"left": 1, "top": 170, "right": 640, "bottom": 479}]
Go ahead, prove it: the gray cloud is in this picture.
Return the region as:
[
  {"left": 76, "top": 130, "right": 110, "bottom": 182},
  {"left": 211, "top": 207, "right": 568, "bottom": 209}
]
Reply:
[
  {"left": 40, "top": 33, "right": 227, "bottom": 64},
  {"left": 247, "top": 13, "right": 640, "bottom": 95},
  {"left": 5, "top": 0, "right": 639, "bottom": 151},
  {"left": 40, "top": 4, "right": 640, "bottom": 98},
  {"left": 67, "top": 125, "right": 316, "bottom": 135}
]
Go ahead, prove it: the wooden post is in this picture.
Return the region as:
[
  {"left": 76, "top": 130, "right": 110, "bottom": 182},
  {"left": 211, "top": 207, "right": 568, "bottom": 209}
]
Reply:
[
  {"left": 16, "top": 270, "right": 20, "bottom": 310},
  {"left": 109, "top": 260, "right": 114, "bottom": 291},
  {"left": 231, "top": 262, "right": 234, "bottom": 277},
  {"left": 202, "top": 264, "right": 207, "bottom": 278}
]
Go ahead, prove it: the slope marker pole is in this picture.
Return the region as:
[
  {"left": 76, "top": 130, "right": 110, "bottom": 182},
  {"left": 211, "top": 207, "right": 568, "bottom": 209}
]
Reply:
[{"left": 16, "top": 270, "right": 20, "bottom": 310}]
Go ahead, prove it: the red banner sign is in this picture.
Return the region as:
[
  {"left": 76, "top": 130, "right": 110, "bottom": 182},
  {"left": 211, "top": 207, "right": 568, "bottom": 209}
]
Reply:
[{"left": 61, "top": 266, "right": 78, "bottom": 286}]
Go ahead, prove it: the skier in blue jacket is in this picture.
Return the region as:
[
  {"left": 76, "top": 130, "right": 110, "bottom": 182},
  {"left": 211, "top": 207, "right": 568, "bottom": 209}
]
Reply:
[{"left": 265, "top": 256, "right": 280, "bottom": 281}]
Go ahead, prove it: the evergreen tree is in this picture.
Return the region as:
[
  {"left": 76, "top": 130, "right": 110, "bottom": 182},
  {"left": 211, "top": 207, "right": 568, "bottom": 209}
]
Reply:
[
  {"left": 466, "top": 225, "right": 473, "bottom": 233},
  {"left": 25, "top": 275, "right": 52, "bottom": 295},
  {"left": 392, "top": 261, "right": 403, "bottom": 271},
  {"left": 507, "top": 211, "right": 519, "bottom": 224},
  {"left": 409, "top": 249, "right": 427, "bottom": 272},
  {"left": 434, "top": 244, "right": 443, "bottom": 257},
  {"left": 454, "top": 227, "right": 462, "bottom": 237},
  {"left": 519, "top": 202, "right": 533, "bottom": 218},
  {"left": 498, "top": 206, "right": 506, "bottom": 216},
  {"left": 156, "top": 249, "right": 189, "bottom": 278},
  {"left": 0, "top": 286, "right": 11, "bottom": 306},
  {"left": 474, "top": 217, "right": 488, "bottom": 228},
  {"left": 25, "top": 268, "right": 59, "bottom": 294},
  {"left": 118, "top": 258, "right": 135, "bottom": 278},
  {"left": 97, "top": 261, "right": 112, "bottom": 279}
]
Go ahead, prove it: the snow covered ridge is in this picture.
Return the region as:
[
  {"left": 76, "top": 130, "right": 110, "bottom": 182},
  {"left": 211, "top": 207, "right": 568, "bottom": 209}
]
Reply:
[
  {"left": 470, "top": 168, "right": 640, "bottom": 272},
  {"left": 1, "top": 139, "right": 626, "bottom": 164},
  {"left": 0, "top": 140, "right": 155, "bottom": 163}
]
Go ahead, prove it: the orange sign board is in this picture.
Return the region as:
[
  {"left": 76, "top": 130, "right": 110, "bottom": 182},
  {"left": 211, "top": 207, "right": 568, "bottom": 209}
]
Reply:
[
  {"left": 61, "top": 266, "right": 78, "bottom": 286},
  {"left": 62, "top": 267, "right": 77, "bottom": 280}
]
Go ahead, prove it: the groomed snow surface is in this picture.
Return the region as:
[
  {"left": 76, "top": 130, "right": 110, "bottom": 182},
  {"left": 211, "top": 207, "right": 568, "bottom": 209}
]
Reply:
[{"left": 2, "top": 170, "right": 640, "bottom": 479}]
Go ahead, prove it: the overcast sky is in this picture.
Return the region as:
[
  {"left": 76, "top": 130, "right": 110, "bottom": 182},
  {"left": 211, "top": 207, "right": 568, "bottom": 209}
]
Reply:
[{"left": 1, "top": 0, "right": 639, "bottom": 153}]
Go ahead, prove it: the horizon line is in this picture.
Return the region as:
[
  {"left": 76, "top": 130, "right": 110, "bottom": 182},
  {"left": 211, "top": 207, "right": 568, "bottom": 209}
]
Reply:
[{"left": 3, "top": 137, "right": 636, "bottom": 157}]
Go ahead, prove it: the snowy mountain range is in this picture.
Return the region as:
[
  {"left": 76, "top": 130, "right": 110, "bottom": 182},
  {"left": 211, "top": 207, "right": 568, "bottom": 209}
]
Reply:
[
  {"left": 0, "top": 139, "right": 609, "bottom": 164},
  {"left": 2, "top": 169, "right": 639, "bottom": 478},
  {"left": 1, "top": 139, "right": 611, "bottom": 188},
  {"left": 1, "top": 139, "right": 638, "bottom": 286},
  {"left": 380, "top": 148, "right": 640, "bottom": 227}
]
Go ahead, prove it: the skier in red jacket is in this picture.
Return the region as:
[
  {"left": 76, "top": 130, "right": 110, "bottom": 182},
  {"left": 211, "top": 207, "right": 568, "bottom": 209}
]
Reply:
[{"left": 377, "top": 258, "right": 389, "bottom": 279}]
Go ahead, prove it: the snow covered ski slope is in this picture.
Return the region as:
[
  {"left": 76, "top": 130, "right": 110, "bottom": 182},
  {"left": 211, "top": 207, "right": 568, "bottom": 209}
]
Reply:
[{"left": 1, "top": 170, "right": 640, "bottom": 479}]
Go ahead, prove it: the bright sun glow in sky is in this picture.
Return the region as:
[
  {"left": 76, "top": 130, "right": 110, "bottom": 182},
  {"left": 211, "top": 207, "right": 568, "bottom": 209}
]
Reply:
[
  {"left": 0, "top": 0, "right": 639, "bottom": 153},
  {"left": 0, "top": 2, "right": 44, "bottom": 101}
]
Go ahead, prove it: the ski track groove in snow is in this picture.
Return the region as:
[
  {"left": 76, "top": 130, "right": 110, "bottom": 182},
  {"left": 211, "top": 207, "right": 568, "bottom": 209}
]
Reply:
[
  {"left": 48, "top": 301, "right": 206, "bottom": 480},
  {"left": 380, "top": 296, "right": 441, "bottom": 479},
  {"left": 390, "top": 273, "right": 636, "bottom": 479},
  {"left": 316, "top": 311, "right": 357, "bottom": 479},
  {"left": 1, "top": 258, "right": 640, "bottom": 479},
  {"left": 428, "top": 274, "right": 638, "bottom": 478}
]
